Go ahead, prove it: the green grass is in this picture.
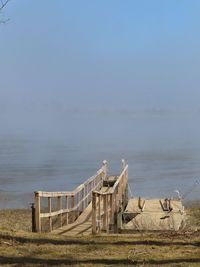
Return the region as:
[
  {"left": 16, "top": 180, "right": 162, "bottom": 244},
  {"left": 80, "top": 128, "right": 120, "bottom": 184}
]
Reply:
[{"left": 0, "top": 204, "right": 200, "bottom": 266}]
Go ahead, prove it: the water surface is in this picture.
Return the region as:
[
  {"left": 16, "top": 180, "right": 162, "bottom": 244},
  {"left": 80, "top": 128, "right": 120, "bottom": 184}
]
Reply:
[{"left": 0, "top": 110, "right": 200, "bottom": 208}]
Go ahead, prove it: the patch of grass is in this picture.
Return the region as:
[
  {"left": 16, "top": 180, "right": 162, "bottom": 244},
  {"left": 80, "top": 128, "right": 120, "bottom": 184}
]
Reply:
[
  {"left": 0, "top": 204, "right": 200, "bottom": 266},
  {"left": 0, "top": 209, "right": 31, "bottom": 232}
]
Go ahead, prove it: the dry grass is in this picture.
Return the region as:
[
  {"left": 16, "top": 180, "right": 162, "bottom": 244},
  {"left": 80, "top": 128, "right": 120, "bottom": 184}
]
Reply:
[{"left": 0, "top": 203, "right": 200, "bottom": 267}]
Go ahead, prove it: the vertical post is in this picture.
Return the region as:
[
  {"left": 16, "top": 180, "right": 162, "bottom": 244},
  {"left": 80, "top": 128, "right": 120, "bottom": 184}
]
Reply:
[
  {"left": 117, "top": 200, "right": 122, "bottom": 232},
  {"left": 103, "top": 194, "right": 108, "bottom": 231},
  {"left": 98, "top": 194, "right": 101, "bottom": 233},
  {"left": 57, "top": 196, "right": 62, "bottom": 227},
  {"left": 66, "top": 196, "right": 69, "bottom": 225},
  {"left": 48, "top": 197, "right": 52, "bottom": 232},
  {"left": 90, "top": 182, "right": 92, "bottom": 201},
  {"left": 114, "top": 192, "right": 118, "bottom": 233},
  {"left": 81, "top": 187, "right": 84, "bottom": 211},
  {"left": 102, "top": 160, "right": 107, "bottom": 178},
  {"left": 35, "top": 192, "right": 41, "bottom": 232},
  {"left": 31, "top": 203, "right": 36, "bottom": 233},
  {"left": 77, "top": 191, "right": 80, "bottom": 217},
  {"left": 71, "top": 195, "right": 75, "bottom": 222},
  {"left": 110, "top": 193, "right": 113, "bottom": 228},
  {"left": 121, "top": 159, "right": 125, "bottom": 170},
  {"left": 92, "top": 192, "right": 97, "bottom": 235},
  {"left": 86, "top": 184, "right": 89, "bottom": 206}
]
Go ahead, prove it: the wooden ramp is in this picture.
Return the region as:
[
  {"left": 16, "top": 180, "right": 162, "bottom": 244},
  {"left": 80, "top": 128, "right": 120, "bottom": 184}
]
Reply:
[
  {"left": 52, "top": 202, "right": 93, "bottom": 236},
  {"left": 33, "top": 160, "right": 128, "bottom": 235},
  {"left": 52, "top": 186, "right": 113, "bottom": 236}
]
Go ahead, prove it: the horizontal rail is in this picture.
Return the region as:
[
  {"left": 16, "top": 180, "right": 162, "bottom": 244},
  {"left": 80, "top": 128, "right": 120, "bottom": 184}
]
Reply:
[
  {"left": 92, "top": 160, "right": 128, "bottom": 235},
  {"left": 34, "top": 160, "right": 107, "bottom": 232}
]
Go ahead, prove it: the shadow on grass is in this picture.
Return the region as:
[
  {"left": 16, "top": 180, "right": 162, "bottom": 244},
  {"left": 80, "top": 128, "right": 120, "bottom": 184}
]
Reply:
[
  {"left": 0, "top": 233, "right": 200, "bottom": 247},
  {"left": 0, "top": 256, "right": 200, "bottom": 265}
]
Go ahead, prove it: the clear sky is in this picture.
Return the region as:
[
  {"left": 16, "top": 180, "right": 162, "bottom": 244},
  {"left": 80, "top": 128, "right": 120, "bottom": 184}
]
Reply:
[{"left": 1, "top": 0, "right": 200, "bottom": 111}]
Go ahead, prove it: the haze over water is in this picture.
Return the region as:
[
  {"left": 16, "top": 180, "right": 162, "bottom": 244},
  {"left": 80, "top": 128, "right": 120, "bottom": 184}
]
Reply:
[
  {"left": 1, "top": 1, "right": 200, "bottom": 208},
  {"left": 0, "top": 108, "right": 200, "bottom": 208}
]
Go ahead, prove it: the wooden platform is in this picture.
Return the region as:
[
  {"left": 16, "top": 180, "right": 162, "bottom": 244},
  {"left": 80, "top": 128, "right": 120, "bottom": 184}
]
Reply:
[
  {"left": 123, "top": 197, "right": 186, "bottom": 231},
  {"left": 52, "top": 186, "right": 113, "bottom": 236}
]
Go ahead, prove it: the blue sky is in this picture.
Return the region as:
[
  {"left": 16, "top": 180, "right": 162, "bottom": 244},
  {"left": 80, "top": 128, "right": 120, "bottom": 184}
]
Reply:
[{"left": 1, "top": 0, "right": 200, "bottom": 111}]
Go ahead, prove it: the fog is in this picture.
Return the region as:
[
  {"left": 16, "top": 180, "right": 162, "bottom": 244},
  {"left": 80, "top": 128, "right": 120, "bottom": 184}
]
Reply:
[{"left": 1, "top": 0, "right": 200, "bottom": 207}]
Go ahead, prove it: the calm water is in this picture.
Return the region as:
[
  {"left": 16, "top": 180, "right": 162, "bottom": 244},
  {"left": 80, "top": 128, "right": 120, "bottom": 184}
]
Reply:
[{"left": 0, "top": 110, "right": 200, "bottom": 208}]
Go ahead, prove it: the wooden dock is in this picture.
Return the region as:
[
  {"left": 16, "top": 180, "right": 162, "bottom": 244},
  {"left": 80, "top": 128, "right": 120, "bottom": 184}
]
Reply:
[
  {"left": 33, "top": 160, "right": 128, "bottom": 235},
  {"left": 33, "top": 159, "right": 185, "bottom": 235},
  {"left": 52, "top": 186, "right": 113, "bottom": 236}
]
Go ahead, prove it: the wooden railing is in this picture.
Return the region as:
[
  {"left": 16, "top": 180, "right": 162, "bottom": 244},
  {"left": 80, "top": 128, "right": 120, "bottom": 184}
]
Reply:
[
  {"left": 92, "top": 160, "right": 128, "bottom": 234},
  {"left": 34, "top": 160, "right": 107, "bottom": 232}
]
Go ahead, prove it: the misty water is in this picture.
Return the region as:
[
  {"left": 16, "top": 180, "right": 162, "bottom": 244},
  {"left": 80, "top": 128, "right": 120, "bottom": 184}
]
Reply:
[{"left": 0, "top": 109, "right": 200, "bottom": 209}]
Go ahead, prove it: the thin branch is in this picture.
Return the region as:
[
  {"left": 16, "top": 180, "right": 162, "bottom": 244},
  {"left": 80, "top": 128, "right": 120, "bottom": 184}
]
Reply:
[
  {"left": 0, "top": 0, "right": 10, "bottom": 23},
  {"left": 0, "top": 0, "right": 9, "bottom": 12}
]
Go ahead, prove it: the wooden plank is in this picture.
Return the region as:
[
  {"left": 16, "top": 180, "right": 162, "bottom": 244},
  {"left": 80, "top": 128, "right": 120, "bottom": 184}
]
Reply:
[
  {"left": 66, "top": 196, "right": 69, "bottom": 225},
  {"left": 71, "top": 195, "right": 75, "bottom": 222},
  {"left": 110, "top": 194, "right": 113, "bottom": 226},
  {"left": 103, "top": 194, "right": 108, "bottom": 231},
  {"left": 98, "top": 194, "right": 101, "bottom": 233},
  {"left": 57, "top": 196, "right": 62, "bottom": 227},
  {"left": 51, "top": 186, "right": 114, "bottom": 236},
  {"left": 81, "top": 188, "right": 84, "bottom": 211},
  {"left": 92, "top": 192, "right": 97, "bottom": 235},
  {"left": 48, "top": 197, "right": 52, "bottom": 231},
  {"left": 35, "top": 191, "right": 75, "bottom": 197},
  {"left": 86, "top": 184, "right": 89, "bottom": 206},
  {"left": 35, "top": 192, "right": 41, "bottom": 232}
]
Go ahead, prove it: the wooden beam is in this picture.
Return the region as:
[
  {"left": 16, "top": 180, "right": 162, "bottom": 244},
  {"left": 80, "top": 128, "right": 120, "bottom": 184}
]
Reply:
[
  {"left": 35, "top": 192, "right": 41, "bottom": 232},
  {"left": 66, "top": 196, "right": 68, "bottom": 225},
  {"left": 71, "top": 195, "right": 75, "bottom": 222},
  {"left": 57, "top": 196, "right": 62, "bottom": 227},
  {"left": 48, "top": 197, "right": 52, "bottom": 232},
  {"left": 98, "top": 194, "right": 101, "bottom": 233},
  {"left": 92, "top": 192, "right": 97, "bottom": 235}
]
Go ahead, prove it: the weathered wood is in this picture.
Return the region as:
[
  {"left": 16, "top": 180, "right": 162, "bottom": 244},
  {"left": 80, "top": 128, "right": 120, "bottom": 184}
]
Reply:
[
  {"left": 98, "top": 194, "right": 101, "bottom": 233},
  {"left": 110, "top": 193, "right": 113, "bottom": 227},
  {"left": 35, "top": 192, "right": 41, "bottom": 232},
  {"left": 71, "top": 195, "right": 75, "bottom": 222},
  {"left": 92, "top": 192, "right": 97, "bottom": 235},
  {"left": 66, "top": 196, "right": 68, "bottom": 225},
  {"left": 86, "top": 184, "right": 89, "bottom": 206},
  {"left": 103, "top": 194, "right": 108, "bottom": 232},
  {"left": 102, "top": 160, "right": 107, "bottom": 178},
  {"left": 35, "top": 191, "right": 74, "bottom": 197},
  {"left": 57, "top": 196, "right": 62, "bottom": 227},
  {"left": 34, "top": 160, "right": 128, "bottom": 234},
  {"left": 81, "top": 187, "right": 84, "bottom": 211},
  {"left": 48, "top": 197, "right": 52, "bottom": 231}
]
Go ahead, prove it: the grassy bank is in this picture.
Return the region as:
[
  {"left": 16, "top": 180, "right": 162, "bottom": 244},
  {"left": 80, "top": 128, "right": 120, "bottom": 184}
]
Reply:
[{"left": 0, "top": 204, "right": 199, "bottom": 266}]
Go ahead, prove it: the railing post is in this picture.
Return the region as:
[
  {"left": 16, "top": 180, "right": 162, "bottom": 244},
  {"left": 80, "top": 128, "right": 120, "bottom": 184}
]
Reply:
[
  {"left": 86, "top": 184, "right": 89, "bottom": 206},
  {"left": 110, "top": 193, "right": 114, "bottom": 230},
  {"left": 77, "top": 191, "right": 80, "bottom": 217},
  {"left": 121, "top": 159, "right": 125, "bottom": 169},
  {"left": 66, "top": 196, "right": 69, "bottom": 225},
  {"left": 102, "top": 160, "right": 107, "bottom": 178},
  {"left": 81, "top": 187, "right": 84, "bottom": 211},
  {"left": 30, "top": 203, "right": 36, "bottom": 233},
  {"left": 71, "top": 195, "right": 75, "bottom": 222},
  {"left": 90, "top": 182, "right": 92, "bottom": 201},
  {"left": 35, "top": 192, "right": 41, "bottom": 232},
  {"left": 48, "top": 197, "right": 52, "bottom": 232},
  {"left": 57, "top": 196, "right": 62, "bottom": 227},
  {"left": 103, "top": 194, "right": 108, "bottom": 232},
  {"left": 92, "top": 192, "right": 97, "bottom": 235},
  {"left": 98, "top": 194, "right": 101, "bottom": 233}
]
